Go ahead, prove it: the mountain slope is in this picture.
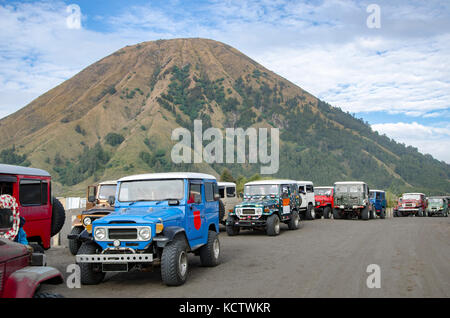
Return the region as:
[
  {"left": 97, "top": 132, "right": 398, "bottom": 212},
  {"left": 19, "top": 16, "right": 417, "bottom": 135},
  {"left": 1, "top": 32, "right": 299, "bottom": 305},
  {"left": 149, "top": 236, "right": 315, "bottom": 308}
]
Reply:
[{"left": 0, "top": 38, "right": 448, "bottom": 196}]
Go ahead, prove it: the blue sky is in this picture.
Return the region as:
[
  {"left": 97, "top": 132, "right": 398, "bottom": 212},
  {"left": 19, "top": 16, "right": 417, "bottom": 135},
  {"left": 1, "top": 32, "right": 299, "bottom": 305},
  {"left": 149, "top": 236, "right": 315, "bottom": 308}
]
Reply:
[{"left": 0, "top": 0, "right": 449, "bottom": 162}]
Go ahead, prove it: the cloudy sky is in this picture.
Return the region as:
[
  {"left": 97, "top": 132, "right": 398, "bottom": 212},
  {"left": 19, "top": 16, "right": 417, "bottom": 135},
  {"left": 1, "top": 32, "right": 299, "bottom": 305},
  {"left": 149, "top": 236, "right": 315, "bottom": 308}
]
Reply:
[{"left": 1, "top": 0, "right": 449, "bottom": 163}]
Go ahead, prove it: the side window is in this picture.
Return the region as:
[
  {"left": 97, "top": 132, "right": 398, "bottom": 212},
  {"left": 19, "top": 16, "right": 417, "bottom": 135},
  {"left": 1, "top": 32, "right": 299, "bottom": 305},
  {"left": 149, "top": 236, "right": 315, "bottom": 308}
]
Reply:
[
  {"left": 42, "top": 181, "right": 48, "bottom": 205},
  {"left": 226, "top": 186, "right": 236, "bottom": 198},
  {"left": 205, "top": 183, "right": 214, "bottom": 202},
  {"left": 188, "top": 183, "right": 202, "bottom": 204},
  {"left": 298, "top": 185, "right": 305, "bottom": 193},
  {"left": 218, "top": 187, "right": 225, "bottom": 199},
  {"left": 19, "top": 179, "right": 43, "bottom": 205},
  {"left": 306, "top": 184, "right": 313, "bottom": 193}
]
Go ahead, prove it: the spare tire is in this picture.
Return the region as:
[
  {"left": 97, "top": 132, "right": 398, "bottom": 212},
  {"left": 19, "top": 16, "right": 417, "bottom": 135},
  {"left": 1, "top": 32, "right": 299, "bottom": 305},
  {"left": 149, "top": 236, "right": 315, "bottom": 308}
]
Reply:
[
  {"left": 219, "top": 200, "right": 225, "bottom": 223},
  {"left": 51, "top": 197, "right": 66, "bottom": 237}
]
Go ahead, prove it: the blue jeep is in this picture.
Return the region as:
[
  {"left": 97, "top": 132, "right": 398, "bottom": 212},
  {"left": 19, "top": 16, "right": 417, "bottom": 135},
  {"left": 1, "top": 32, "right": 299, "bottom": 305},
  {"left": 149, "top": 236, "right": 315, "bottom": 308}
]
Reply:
[
  {"left": 369, "top": 190, "right": 386, "bottom": 219},
  {"left": 75, "top": 172, "right": 221, "bottom": 286}
]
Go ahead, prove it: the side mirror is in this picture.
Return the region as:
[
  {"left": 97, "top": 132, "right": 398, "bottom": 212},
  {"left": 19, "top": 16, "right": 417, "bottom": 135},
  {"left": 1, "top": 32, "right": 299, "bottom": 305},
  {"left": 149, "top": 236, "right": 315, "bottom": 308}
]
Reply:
[
  {"left": 88, "top": 195, "right": 96, "bottom": 203},
  {"left": 194, "top": 194, "right": 202, "bottom": 204},
  {"left": 107, "top": 196, "right": 115, "bottom": 206},
  {"left": 0, "top": 208, "right": 14, "bottom": 232},
  {"left": 239, "top": 192, "right": 243, "bottom": 198},
  {"left": 214, "top": 193, "right": 220, "bottom": 201}
]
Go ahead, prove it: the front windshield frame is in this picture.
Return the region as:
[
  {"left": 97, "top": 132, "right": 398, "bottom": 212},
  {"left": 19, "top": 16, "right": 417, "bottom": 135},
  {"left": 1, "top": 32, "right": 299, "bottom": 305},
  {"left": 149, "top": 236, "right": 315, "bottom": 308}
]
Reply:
[
  {"left": 97, "top": 184, "right": 117, "bottom": 200},
  {"left": 335, "top": 184, "right": 364, "bottom": 193},
  {"left": 428, "top": 198, "right": 443, "bottom": 204},
  {"left": 118, "top": 179, "right": 185, "bottom": 202},
  {"left": 244, "top": 184, "right": 280, "bottom": 196},
  {"left": 316, "top": 188, "right": 332, "bottom": 196},
  {"left": 402, "top": 194, "right": 421, "bottom": 200}
]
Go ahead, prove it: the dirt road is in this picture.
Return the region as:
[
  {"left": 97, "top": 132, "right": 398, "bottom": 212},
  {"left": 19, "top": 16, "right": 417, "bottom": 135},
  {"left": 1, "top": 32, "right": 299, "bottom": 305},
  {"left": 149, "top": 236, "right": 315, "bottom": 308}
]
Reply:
[{"left": 41, "top": 216, "right": 450, "bottom": 297}]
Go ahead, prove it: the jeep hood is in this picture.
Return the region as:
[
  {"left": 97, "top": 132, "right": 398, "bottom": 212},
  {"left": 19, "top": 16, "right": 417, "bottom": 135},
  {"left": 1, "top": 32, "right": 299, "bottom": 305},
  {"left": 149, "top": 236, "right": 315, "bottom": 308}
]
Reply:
[
  {"left": 94, "top": 207, "right": 184, "bottom": 225},
  {"left": 238, "top": 198, "right": 278, "bottom": 207}
]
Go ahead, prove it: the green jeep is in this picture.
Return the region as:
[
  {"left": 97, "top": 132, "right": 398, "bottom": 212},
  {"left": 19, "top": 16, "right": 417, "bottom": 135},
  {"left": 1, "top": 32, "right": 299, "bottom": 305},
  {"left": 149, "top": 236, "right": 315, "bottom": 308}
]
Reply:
[
  {"left": 333, "top": 181, "right": 375, "bottom": 220},
  {"left": 226, "top": 180, "right": 301, "bottom": 236},
  {"left": 427, "top": 196, "right": 449, "bottom": 217}
]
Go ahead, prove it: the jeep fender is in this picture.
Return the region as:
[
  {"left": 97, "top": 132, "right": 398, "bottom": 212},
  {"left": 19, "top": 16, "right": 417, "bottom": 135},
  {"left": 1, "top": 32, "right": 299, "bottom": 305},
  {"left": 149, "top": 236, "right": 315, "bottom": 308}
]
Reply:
[
  {"left": 155, "top": 226, "right": 189, "bottom": 248},
  {"left": 3, "top": 266, "right": 63, "bottom": 298}
]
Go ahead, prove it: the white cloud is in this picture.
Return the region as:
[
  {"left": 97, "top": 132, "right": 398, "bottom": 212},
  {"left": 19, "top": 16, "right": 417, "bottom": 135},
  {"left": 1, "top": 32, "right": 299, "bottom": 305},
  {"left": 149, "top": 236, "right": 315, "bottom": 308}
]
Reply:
[{"left": 372, "top": 122, "right": 450, "bottom": 163}]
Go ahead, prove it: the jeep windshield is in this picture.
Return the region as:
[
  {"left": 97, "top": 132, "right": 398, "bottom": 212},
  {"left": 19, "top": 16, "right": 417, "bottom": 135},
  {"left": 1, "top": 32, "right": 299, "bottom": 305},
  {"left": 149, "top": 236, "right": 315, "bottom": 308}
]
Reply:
[
  {"left": 428, "top": 198, "right": 443, "bottom": 205},
  {"left": 118, "top": 179, "right": 184, "bottom": 202},
  {"left": 369, "top": 192, "right": 376, "bottom": 199},
  {"left": 335, "top": 184, "right": 363, "bottom": 193},
  {"left": 402, "top": 194, "right": 421, "bottom": 200},
  {"left": 97, "top": 185, "right": 117, "bottom": 200},
  {"left": 316, "top": 188, "right": 332, "bottom": 196},
  {"left": 244, "top": 184, "right": 279, "bottom": 196}
]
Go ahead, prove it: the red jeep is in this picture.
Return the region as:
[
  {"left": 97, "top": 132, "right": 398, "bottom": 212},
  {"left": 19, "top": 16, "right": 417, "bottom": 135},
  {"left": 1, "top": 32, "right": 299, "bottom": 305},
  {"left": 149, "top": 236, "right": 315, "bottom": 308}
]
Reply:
[
  {"left": 0, "top": 164, "right": 65, "bottom": 249},
  {"left": 0, "top": 208, "right": 64, "bottom": 298},
  {"left": 314, "top": 187, "right": 334, "bottom": 219},
  {"left": 397, "top": 193, "right": 428, "bottom": 217}
]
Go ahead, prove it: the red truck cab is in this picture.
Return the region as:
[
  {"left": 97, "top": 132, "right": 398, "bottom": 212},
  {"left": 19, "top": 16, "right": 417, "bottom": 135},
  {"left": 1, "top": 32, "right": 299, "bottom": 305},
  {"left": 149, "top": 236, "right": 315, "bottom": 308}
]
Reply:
[
  {"left": 0, "top": 164, "right": 65, "bottom": 249},
  {"left": 314, "top": 186, "right": 334, "bottom": 219},
  {"left": 397, "top": 193, "right": 428, "bottom": 217}
]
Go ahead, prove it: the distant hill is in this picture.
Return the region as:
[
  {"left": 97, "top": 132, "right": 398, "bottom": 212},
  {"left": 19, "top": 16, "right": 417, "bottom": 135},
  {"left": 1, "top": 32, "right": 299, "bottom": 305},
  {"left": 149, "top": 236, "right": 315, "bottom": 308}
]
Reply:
[{"left": 0, "top": 38, "right": 448, "bottom": 196}]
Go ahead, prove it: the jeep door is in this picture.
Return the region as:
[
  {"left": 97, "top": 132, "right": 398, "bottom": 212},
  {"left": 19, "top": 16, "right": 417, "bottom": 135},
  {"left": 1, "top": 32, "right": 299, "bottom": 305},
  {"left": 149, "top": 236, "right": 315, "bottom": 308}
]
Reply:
[
  {"left": 17, "top": 177, "right": 51, "bottom": 246},
  {"left": 204, "top": 182, "right": 218, "bottom": 230},
  {"left": 186, "top": 181, "right": 206, "bottom": 241}
]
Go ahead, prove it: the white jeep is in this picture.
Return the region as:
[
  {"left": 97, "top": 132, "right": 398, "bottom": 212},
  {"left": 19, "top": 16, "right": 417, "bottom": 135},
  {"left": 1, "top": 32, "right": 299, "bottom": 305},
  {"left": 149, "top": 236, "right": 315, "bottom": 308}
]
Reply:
[
  {"left": 218, "top": 182, "right": 241, "bottom": 224},
  {"left": 296, "top": 181, "right": 316, "bottom": 220}
]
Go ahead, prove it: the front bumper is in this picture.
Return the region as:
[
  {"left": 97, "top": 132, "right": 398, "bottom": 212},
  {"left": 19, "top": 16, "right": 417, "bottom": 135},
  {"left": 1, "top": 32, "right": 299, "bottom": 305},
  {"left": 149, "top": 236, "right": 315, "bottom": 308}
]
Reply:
[
  {"left": 398, "top": 208, "right": 419, "bottom": 213},
  {"left": 228, "top": 218, "right": 266, "bottom": 228},
  {"left": 76, "top": 253, "right": 154, "bottom": 263}
]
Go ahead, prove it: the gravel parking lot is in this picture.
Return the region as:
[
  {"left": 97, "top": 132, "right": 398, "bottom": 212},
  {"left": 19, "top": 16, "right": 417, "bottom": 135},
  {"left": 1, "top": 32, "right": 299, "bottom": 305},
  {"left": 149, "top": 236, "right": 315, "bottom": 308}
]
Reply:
[{"left": 41, "top": 216, "right": 450, "bottom": 298}]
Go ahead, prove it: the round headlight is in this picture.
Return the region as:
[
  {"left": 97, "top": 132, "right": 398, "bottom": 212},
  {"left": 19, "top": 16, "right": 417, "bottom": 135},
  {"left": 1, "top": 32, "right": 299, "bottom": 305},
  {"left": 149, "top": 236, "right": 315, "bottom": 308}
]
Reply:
[
  {"left": 94, "top": 227, "right": 106, "bottom": 241},
  {"left": 256, "top": 208, "right": 263, "bottom": 214},
  {"left": 83, "top": 217, "right": 92, "bottom": 226},
  {"left": 138, "top": 227, "right": 151, "bottom": 241}
]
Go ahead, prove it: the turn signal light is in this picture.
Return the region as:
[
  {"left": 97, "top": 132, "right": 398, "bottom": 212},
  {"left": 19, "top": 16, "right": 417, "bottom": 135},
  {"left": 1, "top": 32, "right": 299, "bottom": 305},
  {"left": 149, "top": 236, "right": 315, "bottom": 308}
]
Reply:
[{"left": 156, "top": 223, "right": 164, "bottom": 234}]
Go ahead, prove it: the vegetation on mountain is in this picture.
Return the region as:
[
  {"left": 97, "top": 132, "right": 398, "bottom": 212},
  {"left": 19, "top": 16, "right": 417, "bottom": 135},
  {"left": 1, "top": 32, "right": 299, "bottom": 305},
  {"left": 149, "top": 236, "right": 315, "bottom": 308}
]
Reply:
[{"left": 0, "top": 38, "right": 447, "bottom": 196}]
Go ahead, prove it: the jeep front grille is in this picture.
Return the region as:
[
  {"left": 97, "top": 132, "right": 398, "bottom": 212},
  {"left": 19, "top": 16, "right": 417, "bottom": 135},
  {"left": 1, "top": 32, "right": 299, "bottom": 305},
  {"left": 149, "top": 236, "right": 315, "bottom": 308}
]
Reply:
[
  {"left": 242, "top": 208, "right": 256, "bottom": 215},
  {"left": 108, "top": 228, "right": 137, "bottom": 240}
]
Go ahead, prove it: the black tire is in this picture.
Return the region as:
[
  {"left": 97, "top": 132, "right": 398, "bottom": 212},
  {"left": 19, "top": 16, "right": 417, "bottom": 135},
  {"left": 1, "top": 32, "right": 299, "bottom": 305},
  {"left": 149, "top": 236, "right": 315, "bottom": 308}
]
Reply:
[
  {"left": 68, "top": 226, "right": 83, "bottom": 255},
  {"left": 218, "top": 200, "right": 225, "bottom": 224},
  {"left": 161, "top": 236, "right": 189, "bottom": 286},
  {"left": 323, "top": 206, "right": 331, "bottom": 219},
  {"left": 393, "top": 210, "right": 398, "bottom": 217},
  {"left": 287, "top": 210, "right": 300, "bottom": 230},
  {"left": 306, "top": 204, "right": 315, "bottom": 220},
  {"left": 77, "top": 242, "right": 105, "bottom": 285},
  {"left": 369, "top": 207, "right": 375, "bottom": 219},
  {"left": 361, "top": 206, "right": 369, "bottom": 220},
  {"left": 199, "top": 231, "right": 220, "bottom": 267},
  {"left": 226, "top": 216, "right": 240, "bottom": 236},
  {"left": 266, "top": 214, "right": 281, "bottom": 236},
  {"left": 51, "top": 197, "right": 66, "bottom": 237},
  {"left": 30, "top": 243, "right": 45, "bottom": 254},
  {"left": 380, "top": 208, "right": 386, "bottom": 219},
  {"left": 333, "top": 208, "right": 341, "bottom": 219},
  {"left": 33, "top": 292, "right": 64, "bottom": 298}
]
